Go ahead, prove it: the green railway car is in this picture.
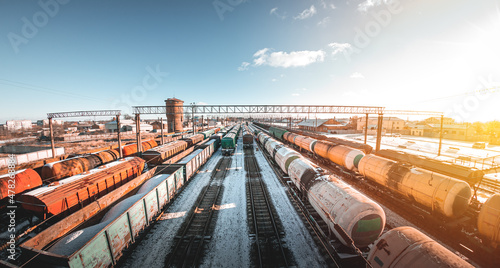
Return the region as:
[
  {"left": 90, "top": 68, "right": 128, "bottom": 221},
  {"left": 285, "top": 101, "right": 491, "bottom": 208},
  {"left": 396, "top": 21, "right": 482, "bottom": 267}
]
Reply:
[{"left": 269, "top": 126, "right": 288, "bottom": 140}]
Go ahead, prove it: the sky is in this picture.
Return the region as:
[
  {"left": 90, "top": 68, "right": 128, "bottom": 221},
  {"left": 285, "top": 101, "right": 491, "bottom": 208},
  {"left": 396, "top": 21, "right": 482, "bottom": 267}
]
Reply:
[{"left": 0, "top": 0, "right": 499, "bottom": 123}]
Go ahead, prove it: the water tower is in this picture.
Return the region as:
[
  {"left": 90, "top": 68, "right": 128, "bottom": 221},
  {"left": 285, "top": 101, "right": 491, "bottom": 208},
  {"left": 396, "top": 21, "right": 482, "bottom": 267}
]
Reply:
[{"left": 165, "top": 98, "right": 184, "bottom": 133}]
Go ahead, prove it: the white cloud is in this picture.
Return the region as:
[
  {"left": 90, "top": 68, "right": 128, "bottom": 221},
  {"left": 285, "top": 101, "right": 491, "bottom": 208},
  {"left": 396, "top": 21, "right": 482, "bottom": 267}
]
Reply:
[
  {"left": 271, "top": 78, "right": 277, "bottom": 82},
  {"left": 294, "top": 5, "right": 317, "bottom": 20},
  {"left": 270, "top": 7, "right": 286, "bottom": 19},
  {"left": 350, "top": 72, "right": 365, "bottom": 79},
  {"left": 292, "top": 93, "right": 300, "bottom": 96},
  {"left": 238, "top": 62, "right": 250, "bottom": 71},
  {"left": 358, "top": 0, "right": 391, "bottom": 12},
  {"left": 320, "top": 0, "right": 336, "bottom": 9},
  {"left": 317, "top": 17, "right": 330, "bottom": 27},
  {"left": 328, "top": 42, "right": 352, "bottom": 56},
  {"left": 252, "top": 48, "right": 325, "bottom": 68}
]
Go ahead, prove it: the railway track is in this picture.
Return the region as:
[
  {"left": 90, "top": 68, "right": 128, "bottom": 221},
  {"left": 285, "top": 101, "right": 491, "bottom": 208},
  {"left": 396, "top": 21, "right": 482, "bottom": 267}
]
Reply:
[
  {"left": 244, "top": 148, "right": 292, "bottom": 267},
  {"left": 164, "top": 157, "right": 232, "bottom": 267}
]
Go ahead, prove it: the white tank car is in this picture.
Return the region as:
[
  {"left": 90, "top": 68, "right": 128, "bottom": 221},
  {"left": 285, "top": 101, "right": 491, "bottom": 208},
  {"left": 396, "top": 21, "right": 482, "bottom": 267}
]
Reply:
[
  {"left": 313, "top": 141, "right": 365, "bottom": 171},
  {"left": 258, "top": 132, "right": 270, "bottom": 145},
  {"left": 274, "top": 147, "right": 302, "bottom": 174},
  {"left": 288, "top": 157, "right": 319, "bottom": 190},
  {"left": 367, "top": 227, "right": 474, "bottom": 268},
  {"left": 265, "top": 139, "right": 283, "bottom": 159},
  {"left": 307, "top": 175, "right": 386, "bottom": 247},
  {"left": 477, "top": 194, "right": 500, "bottom": 244},
  {"left": 358, "top": 155, "right": 472, "bottom": 218}
]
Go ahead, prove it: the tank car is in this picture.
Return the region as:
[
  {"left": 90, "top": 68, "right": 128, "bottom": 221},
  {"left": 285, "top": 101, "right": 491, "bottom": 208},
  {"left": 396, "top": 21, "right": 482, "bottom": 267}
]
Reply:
[
  {"left": 0, "top": 169, "right": 42, "bottom": 201},
  {"left": 367, "top": 226, "right": 474, "bottom": 267},
  {"left": 477, "top": 194, "right": 500, "bottom": 244},
  {"left": 358, "top": 155, "right": 472, "bottom": 218},
  {"left": 313, "top": 141, "right": 365, "bottom": 171},
  {"left": 41, "top": 155, "right": 102, "bottom": 181}
]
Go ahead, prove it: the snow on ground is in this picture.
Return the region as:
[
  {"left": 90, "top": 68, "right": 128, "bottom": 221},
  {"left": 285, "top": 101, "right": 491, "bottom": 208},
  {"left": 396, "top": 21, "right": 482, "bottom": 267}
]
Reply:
[
  {"left": 253, "top": 141, "right": 327, "bottom": 267},
  {"left": 121, "top": 149, "right": 222, "bottom": 268},
  {"left": 201, "top": 139, "right": 250, "bottom": 267}
]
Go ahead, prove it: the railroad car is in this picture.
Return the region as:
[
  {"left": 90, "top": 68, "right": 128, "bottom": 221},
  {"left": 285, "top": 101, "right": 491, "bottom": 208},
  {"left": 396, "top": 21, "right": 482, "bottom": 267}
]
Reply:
[
  {"left": 142, "top": 140, "right": 189, "bottom": 165},
  {"left": 285, "top": 132, "right": 318, "bottom": 152},
  {"left": 209, "top": 133, "right": 223, "bottom": 149},
  {"left": 477, "top": 194, "right": 500, "bottom": 244},
  {"left": 221, "top": 124, "right": 241, "bottom": 155},
  {"left": 122, "top": 140, "right": 158, "bottom": 156},
  {"left": 367, "top": 227, "right": 474, "bottom": 267},
  {"left": 182, "top": 133, "right": 205, "bottom": 147},
  {"left": 243, "top": 125, "right": 254, "bottom": 148},
  {"left": 313, "top": 141, "right": 365, "bottom": 171},
  {"left": 198, "top": 127, "right": 220, "bottom": 139},
  {"left": 269, "top": 126, "right": 288, "bottom": 140},
  {"left": 18, "top": 157, "right": 145, "bottom": 218},
  {"left": 358, "top": 154, "right": 472, "bottom": 218},
  {"left": 46, "top": 168, "right": 184, "bottom": 267},
  {"left": 93, "top": 149, "right": 119, "bottom": 164},
  {"left": 376, "top": 149, "right": 484, "bottom": 186},
  {"left": 157, "top": 142, "right": 214, "bottom": 182},
  {"left": 0, "top": 169, "right": 42, "bottom": 201},
  {"left": 259, "top": 134, "right": 385, "bottom": 247},
  {"left": 41, "top": 155, "right": 102, "bottom": 181}
]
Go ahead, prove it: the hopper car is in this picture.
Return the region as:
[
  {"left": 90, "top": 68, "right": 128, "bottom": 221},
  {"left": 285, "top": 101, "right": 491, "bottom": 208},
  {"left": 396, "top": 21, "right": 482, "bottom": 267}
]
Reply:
[{"left": 18, "top": 157, "right": 145, "bottom": 218}]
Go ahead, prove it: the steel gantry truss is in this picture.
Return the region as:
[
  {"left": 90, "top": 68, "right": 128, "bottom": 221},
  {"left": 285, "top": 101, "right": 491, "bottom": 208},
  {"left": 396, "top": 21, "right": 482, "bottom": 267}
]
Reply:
[
  {"left": 133, "top": 105, "right": 385, "bottom": 115},
  {"left": 47, "top": 110, "right": 121, "bottom": 119},
  {"left": 46, "top": 110, "right": 124, "bottom": 159}
]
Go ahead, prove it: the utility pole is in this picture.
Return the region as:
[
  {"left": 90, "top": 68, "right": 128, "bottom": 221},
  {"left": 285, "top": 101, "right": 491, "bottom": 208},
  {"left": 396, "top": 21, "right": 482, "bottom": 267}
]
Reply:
[
  {"left": 49, "top": 117, "right": 55, "bottom": 158},
  {"left": 364, "top": 113, "right": 368, "bottom": 144},
  {"left": 160, "top": 117, "right": 164, "bottom": 145},
  {"left": 438, "top": 114, "right": 444, "bottom": 156},
  {"left": 376, "top": 113, "right": 383, "bottom": 152},
  {"left": 117, "top": 115, "right": 123, "bottom": 158},
  {"left": 135, "top": 114, "right": 142, "bottom": 155}
]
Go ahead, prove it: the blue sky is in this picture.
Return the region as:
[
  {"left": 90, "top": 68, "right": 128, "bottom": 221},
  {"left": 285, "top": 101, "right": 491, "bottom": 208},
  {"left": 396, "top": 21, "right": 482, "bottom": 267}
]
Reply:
[{"left": 0, "top": 0, "right": 499, "bottom": 123}]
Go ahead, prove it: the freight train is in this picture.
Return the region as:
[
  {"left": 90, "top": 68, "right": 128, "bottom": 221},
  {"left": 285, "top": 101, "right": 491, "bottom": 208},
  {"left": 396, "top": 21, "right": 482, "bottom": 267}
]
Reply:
[
  {"left": 221, "top": 124, "right": 241, "bottom": 155},
  {"left": 251, "top": 124, "right": 475, "bottom": 267},
  {"left": 19, "top": 138, "right": 218, "bottom": 267},
  {"left": 267, "top": 126, "right": 473, "bottom": 219},
  {"left": 260, "top": 125, "right": 500, "bottom": 247},
  {"left": 255, "top": 130, "right": 386, "bottom": 248}
]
